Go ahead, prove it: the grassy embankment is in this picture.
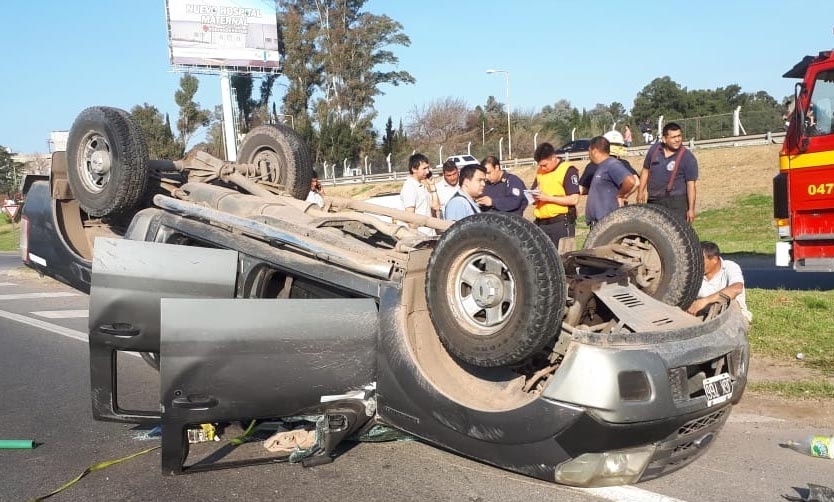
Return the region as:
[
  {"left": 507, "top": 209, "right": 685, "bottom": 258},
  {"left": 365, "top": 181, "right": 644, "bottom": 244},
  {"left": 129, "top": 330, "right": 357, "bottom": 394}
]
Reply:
[{"left": 0, "top": 219, "right": 18, "bottom": 250}]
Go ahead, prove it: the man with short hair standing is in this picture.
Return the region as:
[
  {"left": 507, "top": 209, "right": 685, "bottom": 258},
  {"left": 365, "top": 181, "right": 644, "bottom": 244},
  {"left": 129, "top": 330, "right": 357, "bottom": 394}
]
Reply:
[
  {"left": 637, "top": 122, "right": 699, "bottom": 223},
  {"left": 531, "top": 143, "right": 580, "bottom": 248},
  {"left": 400, "top": 153, "right": 439, "bottom": 236},
  {"left": 444, "top": 164, "right": 487, "bottom": 221},
  {"left": 585, "top": 136, "right": 637, "bottom": 227},
  {"left": 477, "top": 155, "right": 527, "bottom": 216}
]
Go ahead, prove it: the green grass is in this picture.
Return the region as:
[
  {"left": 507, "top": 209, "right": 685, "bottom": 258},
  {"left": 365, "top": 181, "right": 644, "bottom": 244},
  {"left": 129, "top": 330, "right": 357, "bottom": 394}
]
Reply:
[
  {"left": 693, "top": 194, "right": 775, "bottom": 254},
  {"left": 0, "top": 221, "right": 19, "bottom": 251},
  {"left": 746, "top": 289, "right": 834, "bottom": 374},
  {"left": 748, "top": 381, "right": 834, "bottom": 399}
]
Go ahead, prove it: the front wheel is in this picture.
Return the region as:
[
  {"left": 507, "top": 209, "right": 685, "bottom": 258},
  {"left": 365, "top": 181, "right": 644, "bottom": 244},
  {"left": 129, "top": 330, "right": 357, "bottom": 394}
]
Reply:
[{"left": 426, "top": 213, "right": 566, "bottom": 368}]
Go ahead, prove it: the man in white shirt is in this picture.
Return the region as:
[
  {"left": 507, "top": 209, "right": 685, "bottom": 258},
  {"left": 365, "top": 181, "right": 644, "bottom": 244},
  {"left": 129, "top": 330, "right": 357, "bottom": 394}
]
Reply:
[
  {"left": 434, "top": 160, "right": 460, "bottom": 216},
  {"left": 305, "top": 170, "right": 324, "bottom": 207},
  {"left": 399, "top": 153, "right": 439, "bottom": 236},
  {"left": 687, "top": 241, "right": 752, "bottom": 322}
]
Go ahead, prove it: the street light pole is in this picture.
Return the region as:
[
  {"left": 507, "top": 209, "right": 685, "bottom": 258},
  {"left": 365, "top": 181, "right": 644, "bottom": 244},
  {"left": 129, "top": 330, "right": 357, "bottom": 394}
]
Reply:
[{"left": 486, "top": 69, "right": 512, "bottom": 159}]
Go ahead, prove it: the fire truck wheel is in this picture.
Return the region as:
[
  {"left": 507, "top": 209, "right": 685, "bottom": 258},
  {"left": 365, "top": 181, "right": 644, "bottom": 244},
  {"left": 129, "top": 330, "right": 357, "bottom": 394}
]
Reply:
[
  {"left": 237, "top": 125, "right": 313, "bottom": 200},
  {"left": 583, "top": 204, "right": 703, "bottom": 309},
  {"left": 66, "top": 107, "right": 150, "bottom": 218},
  {"left": 426, "top": 213, "right": 566, "bottom": 368}
]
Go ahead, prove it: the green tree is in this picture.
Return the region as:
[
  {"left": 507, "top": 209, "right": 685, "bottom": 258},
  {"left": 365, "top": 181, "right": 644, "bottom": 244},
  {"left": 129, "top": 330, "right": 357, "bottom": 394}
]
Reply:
[
  {"left": 277, "top": 0, "right": 320, "bottom": 144},
  {"left": 631, "top": 76, "right": 689, "bottom": 126},
  {"left": 174, "top": 74, "right": 211, "bottom": 150},
  {"left": 382, "top": 116, "right": 395, "bottom": 155},
  {"left": 130, "top": 104, "right": 182, "bottom": 159},
  {"left": 196, "top": 105, "right": 226, "bottom": 160},
  {"left": 231, "top": 74, "right": 255, "bottom": 134},
  {"left": 0, "top": 146, "right": 22, "bottom": 197}
]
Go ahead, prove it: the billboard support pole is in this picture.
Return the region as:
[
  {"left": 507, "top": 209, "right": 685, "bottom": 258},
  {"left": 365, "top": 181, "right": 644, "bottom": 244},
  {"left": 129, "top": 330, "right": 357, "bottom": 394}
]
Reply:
[{"left": 220, "top": 70, "right": 238, "bottom": 161}]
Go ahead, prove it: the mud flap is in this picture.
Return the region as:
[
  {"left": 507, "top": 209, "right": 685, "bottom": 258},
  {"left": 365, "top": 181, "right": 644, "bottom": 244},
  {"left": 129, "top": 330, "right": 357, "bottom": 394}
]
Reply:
[
  {"left": 158, "top": 298, "right": 379, "bottom": 474},
  {"left": 89, "top": 238, "right": 238, "bottom": 423}
]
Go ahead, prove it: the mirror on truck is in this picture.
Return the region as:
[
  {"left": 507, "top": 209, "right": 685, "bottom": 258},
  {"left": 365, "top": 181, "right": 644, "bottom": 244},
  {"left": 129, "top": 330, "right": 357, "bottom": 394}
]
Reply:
[{"left": 794, "top": 82, "right": 810, "bottom": 153}]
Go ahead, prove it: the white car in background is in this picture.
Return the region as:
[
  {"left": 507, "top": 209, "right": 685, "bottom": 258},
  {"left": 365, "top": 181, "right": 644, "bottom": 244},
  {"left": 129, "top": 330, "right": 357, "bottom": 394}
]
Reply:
[{"left": 445, "top": 154, "right": 480, "bottom": 168}]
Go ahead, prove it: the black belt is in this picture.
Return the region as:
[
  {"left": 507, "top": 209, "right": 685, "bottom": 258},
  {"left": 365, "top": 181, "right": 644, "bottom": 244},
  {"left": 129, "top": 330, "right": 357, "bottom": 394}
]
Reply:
[{"left": 535, "top": 215, "right": 568, "bottom": 225}]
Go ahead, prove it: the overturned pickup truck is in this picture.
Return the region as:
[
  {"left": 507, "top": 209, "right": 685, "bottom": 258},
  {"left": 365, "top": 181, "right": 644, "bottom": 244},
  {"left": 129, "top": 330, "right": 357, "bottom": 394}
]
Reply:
[{"left": 20, "top": 106, "right": 749, "bottom": 487}]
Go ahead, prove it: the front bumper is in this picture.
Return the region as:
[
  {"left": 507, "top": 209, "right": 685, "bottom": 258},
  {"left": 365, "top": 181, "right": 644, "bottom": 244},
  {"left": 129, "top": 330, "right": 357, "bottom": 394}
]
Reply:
[{"left": 543, "top": 305, "right": 748, "bottom": 485}]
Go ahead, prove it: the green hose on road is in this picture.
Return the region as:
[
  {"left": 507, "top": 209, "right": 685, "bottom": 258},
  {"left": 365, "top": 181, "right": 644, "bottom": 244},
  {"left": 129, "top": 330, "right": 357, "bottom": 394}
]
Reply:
[{"left": 0, "top": 439, "right": 34, "bottom": 449}]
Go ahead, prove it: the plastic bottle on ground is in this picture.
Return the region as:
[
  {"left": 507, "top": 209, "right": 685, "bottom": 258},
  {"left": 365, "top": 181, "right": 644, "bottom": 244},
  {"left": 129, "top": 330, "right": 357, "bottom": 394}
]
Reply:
[{"left": 782, "top": 435, "right": 834, "bottom": 459}]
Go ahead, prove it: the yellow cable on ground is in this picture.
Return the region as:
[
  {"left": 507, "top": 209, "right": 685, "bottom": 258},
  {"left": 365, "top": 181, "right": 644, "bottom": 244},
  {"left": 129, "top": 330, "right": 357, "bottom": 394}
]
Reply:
[
  {"left": 228, "top": 420, "right": 258, "bottom": 445},
  {"left": 28, "top": 445, "right": 160, "bottom": 502}
]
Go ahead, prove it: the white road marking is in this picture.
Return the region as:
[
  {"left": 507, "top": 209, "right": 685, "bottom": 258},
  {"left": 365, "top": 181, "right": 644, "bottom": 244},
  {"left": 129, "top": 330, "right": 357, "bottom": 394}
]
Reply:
[
  {"left": 30, "top": 310, "right": 89, "bottom": 319},
  {"left": 0, "top": 309, "right": 139, "bottom": 359},
  {"left": 0, "top": 282, "right": 17, "bottom": 286},
  {"left": 578, "top": 485, "right": 688, "bottom": 502},
  {"left": 0, "top": 309, "right": 88, "bottom": 342},
  {"left": 0, "top": 292, "right": 79, "bottom": 300}
]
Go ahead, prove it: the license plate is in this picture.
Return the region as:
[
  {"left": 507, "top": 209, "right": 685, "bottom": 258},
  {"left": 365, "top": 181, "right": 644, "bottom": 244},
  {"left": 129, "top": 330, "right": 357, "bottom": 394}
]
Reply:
[{"left": 703, "top": 373, "right": 733, "bottom": 407}]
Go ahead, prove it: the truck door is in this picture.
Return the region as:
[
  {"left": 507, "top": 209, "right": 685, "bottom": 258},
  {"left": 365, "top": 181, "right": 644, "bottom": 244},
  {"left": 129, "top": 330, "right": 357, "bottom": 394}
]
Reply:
[
  {"left": 89, "top": 238, "right": 239, "bottom": 423},
  {"left": 90, "top": 237, "right": 380, "bottom": 473}
]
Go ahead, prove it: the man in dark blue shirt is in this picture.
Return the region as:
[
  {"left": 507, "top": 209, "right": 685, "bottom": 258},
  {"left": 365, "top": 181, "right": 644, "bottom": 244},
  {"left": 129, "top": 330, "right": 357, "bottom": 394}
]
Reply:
[
  {"left": 637, "top": 122, "right": 699, "bottom": 223},
  {"left": 585, "top": 136, "right": 637, "bottom": 227},
  {"left": 477, "top": 155, "right": 528, "bottom": 216}
]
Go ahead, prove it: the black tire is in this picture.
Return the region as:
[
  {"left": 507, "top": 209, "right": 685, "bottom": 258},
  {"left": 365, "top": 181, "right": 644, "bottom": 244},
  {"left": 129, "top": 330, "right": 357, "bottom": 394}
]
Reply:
[
  {"left": 66, "top": 106, "right": 149, "bottom": 217},
  {"left": 426, "top": 213, "right": 566, "bottom": 368},
  {"left": 237, "top": 125, "right": 313, "bottom": 200},
  {"left": 583, "top": 204, "right": 703, "bottom": 308}
]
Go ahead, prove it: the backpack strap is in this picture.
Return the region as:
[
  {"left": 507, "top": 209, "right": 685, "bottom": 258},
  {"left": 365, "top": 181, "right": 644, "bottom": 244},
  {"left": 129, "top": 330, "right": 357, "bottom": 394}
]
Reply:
[
  {"left": 646, "top": 143, "right": 687, "bottom": 194},
  {"left": 664, "top": 146, "right": 687, "bottom": 193}
]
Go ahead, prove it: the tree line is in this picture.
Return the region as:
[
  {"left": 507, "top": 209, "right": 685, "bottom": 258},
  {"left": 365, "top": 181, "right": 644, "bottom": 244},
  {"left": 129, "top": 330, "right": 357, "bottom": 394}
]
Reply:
[{"left": 104, "top": 0, "right": 792, "bottom": 177}]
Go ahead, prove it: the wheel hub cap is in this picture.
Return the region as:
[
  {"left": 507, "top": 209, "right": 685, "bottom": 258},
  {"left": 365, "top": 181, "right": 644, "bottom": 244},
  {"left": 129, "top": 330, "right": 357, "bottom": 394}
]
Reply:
[
  {"left": 472, "top": 274, "right": 503, "bottom": 308},
  {"left": 89, "top": 150, "right": 111, "bottom": 176}
]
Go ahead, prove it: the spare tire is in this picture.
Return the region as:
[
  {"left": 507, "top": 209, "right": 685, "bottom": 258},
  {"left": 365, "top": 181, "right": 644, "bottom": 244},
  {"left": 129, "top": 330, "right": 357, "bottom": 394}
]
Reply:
[
  {"left": 66, "top": 106, "right": 149, "bottom": 218},
  {"left": 426, "top": 213, "right": 566, "bottom": 368},
  {"left": 237, "top": 125, "right": 312, "bottom": 200},
  {"left": 583, "top": 204, "right": 702, "bottom": 308}
]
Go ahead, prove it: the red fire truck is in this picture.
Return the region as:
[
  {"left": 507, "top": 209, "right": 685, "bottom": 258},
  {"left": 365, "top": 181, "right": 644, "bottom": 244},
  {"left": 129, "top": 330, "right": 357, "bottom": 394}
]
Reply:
[{"left": 774, "top": 50, "right": 834, "bottom": 271}]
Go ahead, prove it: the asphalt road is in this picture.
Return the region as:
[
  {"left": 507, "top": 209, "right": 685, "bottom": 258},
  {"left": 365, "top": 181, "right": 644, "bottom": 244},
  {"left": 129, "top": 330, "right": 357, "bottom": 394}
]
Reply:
[
  {"left": 1, "top": 253, "right": 832, "bottom": 502},
  {"left": 731, "top": 253, "right": 834, "bottom": 290}
]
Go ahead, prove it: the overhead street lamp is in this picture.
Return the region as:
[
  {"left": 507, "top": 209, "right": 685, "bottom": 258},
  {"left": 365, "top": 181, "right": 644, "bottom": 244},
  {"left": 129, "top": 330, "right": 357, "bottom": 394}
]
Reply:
[{"left": 486, "top": 69, "right": 512, "bottom": 159}]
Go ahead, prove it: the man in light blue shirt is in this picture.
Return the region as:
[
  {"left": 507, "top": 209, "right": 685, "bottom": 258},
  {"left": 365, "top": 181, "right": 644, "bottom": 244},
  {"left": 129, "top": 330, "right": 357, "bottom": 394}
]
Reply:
[{"left": 444, "top": 164, "right": 487, "bottom": 221}]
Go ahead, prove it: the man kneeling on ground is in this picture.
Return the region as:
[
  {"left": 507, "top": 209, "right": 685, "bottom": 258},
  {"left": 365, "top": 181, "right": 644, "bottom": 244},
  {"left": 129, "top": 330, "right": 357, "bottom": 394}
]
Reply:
[{"left": 687, "top": 241, "right": 752, "bottom": 322}]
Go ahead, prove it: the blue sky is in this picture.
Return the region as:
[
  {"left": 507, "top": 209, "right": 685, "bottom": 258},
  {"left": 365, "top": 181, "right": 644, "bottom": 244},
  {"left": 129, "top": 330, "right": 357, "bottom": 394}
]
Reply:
[{"left": 2, "top": 1, "right": 833, "bottom": 154}]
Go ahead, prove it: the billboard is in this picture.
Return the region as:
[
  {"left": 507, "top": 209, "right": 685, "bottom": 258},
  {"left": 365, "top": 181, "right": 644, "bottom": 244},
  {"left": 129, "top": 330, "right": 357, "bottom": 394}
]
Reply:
[{"left": 165, "top": 0, "right": 282, "bottom": 72}]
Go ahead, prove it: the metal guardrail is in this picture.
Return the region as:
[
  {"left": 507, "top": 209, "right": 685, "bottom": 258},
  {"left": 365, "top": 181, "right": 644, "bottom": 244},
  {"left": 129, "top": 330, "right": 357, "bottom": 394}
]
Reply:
[{"left": 321, "top": 131, "right": 786, "bottom": 186}]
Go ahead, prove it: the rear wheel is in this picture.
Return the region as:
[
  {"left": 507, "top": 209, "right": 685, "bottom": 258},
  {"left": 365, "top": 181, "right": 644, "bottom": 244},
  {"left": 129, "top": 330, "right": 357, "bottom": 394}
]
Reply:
[
  {"left": 66, "top": 106, "right": 149, "bottom": 217},
  {"left": 583, "top": 204, "right": 702, "bottom": 308},
  {"left": 426, "top": 213, "right": 566, "bottom": 368},
  {"left": 237, "top": 125, "right": 312, "bottom": 200}
]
